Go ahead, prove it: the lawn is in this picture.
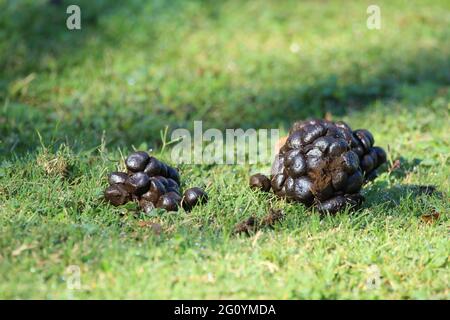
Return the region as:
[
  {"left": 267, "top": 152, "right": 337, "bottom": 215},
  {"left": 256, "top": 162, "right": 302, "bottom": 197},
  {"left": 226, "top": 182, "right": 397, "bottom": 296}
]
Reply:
[{"left": 0, "top": 0, "right": 449, "bottom": 299}]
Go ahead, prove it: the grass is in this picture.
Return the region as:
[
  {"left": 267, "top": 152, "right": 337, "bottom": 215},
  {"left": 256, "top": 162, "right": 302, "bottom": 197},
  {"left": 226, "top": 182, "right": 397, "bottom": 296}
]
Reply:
[{"left": 0, "top": 0, "right": 449, "bottom": 299}]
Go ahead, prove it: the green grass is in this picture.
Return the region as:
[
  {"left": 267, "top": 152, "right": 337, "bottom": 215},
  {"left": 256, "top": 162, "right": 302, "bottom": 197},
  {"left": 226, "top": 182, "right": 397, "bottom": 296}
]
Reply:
[{"left": 0, "top": 0, "right": 449, "bottom": 299}]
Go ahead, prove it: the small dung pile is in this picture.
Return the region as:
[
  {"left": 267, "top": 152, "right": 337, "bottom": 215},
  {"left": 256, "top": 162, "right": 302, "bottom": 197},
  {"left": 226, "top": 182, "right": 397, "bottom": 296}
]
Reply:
[
  {"left": 104, "top": 151, "right": 207, "bottom": 213},
  {"left": 250, "top": 119, "right": 387, "bottom": 214}
]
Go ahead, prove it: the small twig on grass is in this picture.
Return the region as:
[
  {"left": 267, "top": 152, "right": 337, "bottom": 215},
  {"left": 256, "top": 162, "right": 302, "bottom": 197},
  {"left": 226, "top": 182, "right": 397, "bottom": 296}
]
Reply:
[{"left": 234, "top": 208, "right": 284, "bottom": 236}]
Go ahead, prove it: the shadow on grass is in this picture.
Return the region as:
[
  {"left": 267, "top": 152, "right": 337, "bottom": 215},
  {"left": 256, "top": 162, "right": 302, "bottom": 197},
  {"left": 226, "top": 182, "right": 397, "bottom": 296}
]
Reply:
[
  {"left": 2, "top": 52, "right": 449, "bottom": 158},
  {"left": 373, "top": 183, "right": 442, "bottom": 207},
  {"left": 220, "top": 63, "right": 449, "bottom": 130}
]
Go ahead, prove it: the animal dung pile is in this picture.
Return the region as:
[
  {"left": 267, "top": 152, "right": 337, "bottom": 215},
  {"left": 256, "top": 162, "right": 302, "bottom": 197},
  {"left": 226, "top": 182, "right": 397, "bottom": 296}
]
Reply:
[
  {"left": 104, "top": 151, "right": 207, "bottom": 213},
  {"left": 250, "top": 119, "right": 387, "bottom": 214}
]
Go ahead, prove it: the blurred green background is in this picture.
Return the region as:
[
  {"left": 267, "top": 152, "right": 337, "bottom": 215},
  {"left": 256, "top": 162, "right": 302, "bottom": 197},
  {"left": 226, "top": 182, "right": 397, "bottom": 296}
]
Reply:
[{"left": 0, "top": 0, "right": 448, "bottom": 299}]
